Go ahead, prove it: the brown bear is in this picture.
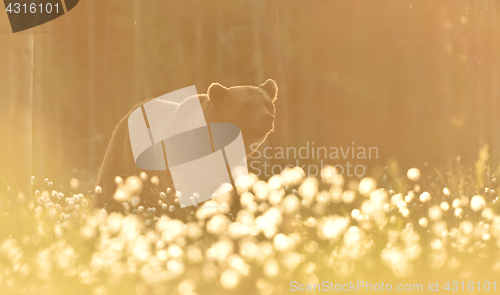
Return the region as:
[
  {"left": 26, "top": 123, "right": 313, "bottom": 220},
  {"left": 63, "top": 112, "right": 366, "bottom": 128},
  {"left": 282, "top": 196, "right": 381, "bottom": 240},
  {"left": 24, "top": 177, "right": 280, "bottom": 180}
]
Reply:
[{"left": 95, "top": 79, "right": 278, "bottom": 218}]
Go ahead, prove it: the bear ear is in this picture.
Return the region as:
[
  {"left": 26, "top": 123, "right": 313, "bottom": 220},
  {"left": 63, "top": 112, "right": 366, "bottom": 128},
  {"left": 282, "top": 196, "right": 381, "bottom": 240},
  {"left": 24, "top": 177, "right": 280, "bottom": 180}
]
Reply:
[
  {"left": 207, "top": 83, "right": 229, "bottom": 103},
  {"left": 259, "top": 79, "right": 278, "bottom": 102}
]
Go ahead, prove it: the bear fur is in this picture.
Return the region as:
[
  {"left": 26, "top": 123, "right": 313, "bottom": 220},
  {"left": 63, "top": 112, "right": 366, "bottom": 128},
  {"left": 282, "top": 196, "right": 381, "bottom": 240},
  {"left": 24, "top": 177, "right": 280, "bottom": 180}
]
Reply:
[{"left": 95, "top": 79, "right": 278, "bottom": 218}]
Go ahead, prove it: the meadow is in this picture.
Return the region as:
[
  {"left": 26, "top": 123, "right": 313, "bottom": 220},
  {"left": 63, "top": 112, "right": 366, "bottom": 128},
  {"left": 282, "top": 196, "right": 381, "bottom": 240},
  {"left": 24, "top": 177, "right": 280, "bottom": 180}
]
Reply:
[{"left": 1, "top": 147, "right": 499, "bottom": 295}]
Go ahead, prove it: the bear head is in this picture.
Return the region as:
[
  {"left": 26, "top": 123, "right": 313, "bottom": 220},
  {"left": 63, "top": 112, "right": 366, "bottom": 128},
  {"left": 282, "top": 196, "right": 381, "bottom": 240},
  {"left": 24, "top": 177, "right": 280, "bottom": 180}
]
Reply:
[{"left": 206, "top": 79, "right": 278, "bottom": 156}]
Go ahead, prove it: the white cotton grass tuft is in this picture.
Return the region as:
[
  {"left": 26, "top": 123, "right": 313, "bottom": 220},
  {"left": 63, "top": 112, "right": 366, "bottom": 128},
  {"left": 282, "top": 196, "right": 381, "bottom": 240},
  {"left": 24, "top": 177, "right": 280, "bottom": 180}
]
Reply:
[
  {"left": 315, "top": 190, "right": 330, "bottom": 204},
  {"left": 317, "top": 216, "right": 350, "bottom": 241},
  {"left": 178, "top": 280, "right": 195, "bottom": 294},
  {"left": 125, "top": 176, "right": 143, "bottom": 194},
  {"left": 281, "top": 167, "right": 305, "bottom": 187},
  {"left": 428, "top": 206, "right": 443, "bottom": 222},
  {"left": 263, "top": 258, "right": 280, "bottom": 278},
  {"left": 358, "top": 177, "right": 377, "bottom": 197},
  {"left": 114, "top": 176, "right": 124, "bottom": 185},
  {"left": 113, "top": 189, "right": 130, "bottom": 203},
  {"left": 396, "top": 200, "right": 407, "bottom": 210},
  {"left": 151, "top": 176, "right": 160, "bottom": 186},
  {"left": 70, "top": 178, "right": 80, "bottom": 190},
  {"left": 391, "top": 193, "right": 403, "bottom": 206},
  {"left": 407, "top": 168, "right": 420, "bottom": 181},
  {"left": 443, "top": 187, "right": 451, "bottom": 196},
  {"left": 440, "top": 202, "right": 450, "bottom": 211},
  {"left": 470, "top": 195, "right": 486, "bottom": 212},
  {"left": 267, "top": 175, "right": 282, "bottom": 191},
  {"left": 491, "top": 216, "right": 500, "bottom": 238},
  {"left": 268, "top": 190, "right": 283, "bottom": 205},
  {"left": 321, "top": 165, "right": 344, "bottom": 187},
  {"left": 405, "top": 191, "right": 415, "bottom": 203},
  {"left": 342, "top": 190, "right": 356, "bottom": 204},
  {"left": 481, "top": 207, "right": 495, "bottom": 221},
  {"left": 281, "top": 194, "right": 300, "bottom": 215},
  {"left": 401, "top": 208, "right": 410, "bottom": 218},
  {"left": 418, "top": 217, "right": 428, "bottom": 227},
  {"left": 329, "top": 187, "right": 343, "bottom": 203},
  {"left": 220, "top": 269, "right": 240, "bottom": 289},
  {"left": 273, "top": 234, "right": 292, "bottom": 252},
  {"left": 351, "top": 209, "right": 361, "bottom": 220},
  {"left": 298, "top": 178, "right": 319, "bottom": 201},
  {"left": 419, "top": 192, "right": 431, "bottom": 203},
  {"left": 370, "top": 189, "right": 388, "bottom": 204}
]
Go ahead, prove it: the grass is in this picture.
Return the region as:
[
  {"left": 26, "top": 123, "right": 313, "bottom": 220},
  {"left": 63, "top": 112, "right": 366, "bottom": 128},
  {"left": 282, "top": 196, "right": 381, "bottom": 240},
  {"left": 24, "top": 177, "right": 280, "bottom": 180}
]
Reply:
[{"left": 1, "top": 147, "right": 500, "bottom": 294}]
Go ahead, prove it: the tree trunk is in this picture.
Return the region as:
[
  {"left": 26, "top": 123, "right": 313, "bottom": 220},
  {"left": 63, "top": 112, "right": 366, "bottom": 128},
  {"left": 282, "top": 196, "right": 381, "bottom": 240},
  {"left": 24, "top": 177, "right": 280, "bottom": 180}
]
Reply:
[
  {"left": 5, "top": 31, "right": 35, "bottom": 197},
  {"left": 263, "top": 0, "right": 289, "bottom": 150},
  {"left": 87, "top": 0, "right": 97, "bottom": 181}
]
